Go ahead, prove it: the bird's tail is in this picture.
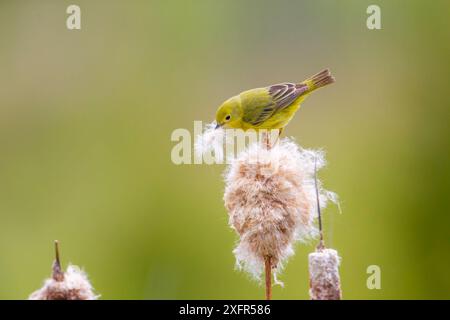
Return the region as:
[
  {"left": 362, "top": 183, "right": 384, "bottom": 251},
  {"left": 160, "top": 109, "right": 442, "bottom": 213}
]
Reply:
[{"left": 301, "top": 69, "right": 335, "bottom": 93}]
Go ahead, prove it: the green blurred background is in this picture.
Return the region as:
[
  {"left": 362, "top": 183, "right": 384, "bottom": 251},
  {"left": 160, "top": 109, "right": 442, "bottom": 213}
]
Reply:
[{"left": 0, "top": 0, "right": 449, "bottom": 299}]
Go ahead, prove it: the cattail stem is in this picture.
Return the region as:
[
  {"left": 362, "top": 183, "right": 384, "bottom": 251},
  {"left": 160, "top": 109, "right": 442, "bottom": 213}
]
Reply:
[
  {"left": 264, "top": 256, "right": 272, "bottom": 300},
  {"left": 314, "top": 158, "right": 325, "bottom": 250}
]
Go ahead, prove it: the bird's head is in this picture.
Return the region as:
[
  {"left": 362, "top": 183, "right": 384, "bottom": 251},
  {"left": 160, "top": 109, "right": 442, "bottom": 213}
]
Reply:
[{"left": 215, "top": 97, "right": 242, "bottom": 129}]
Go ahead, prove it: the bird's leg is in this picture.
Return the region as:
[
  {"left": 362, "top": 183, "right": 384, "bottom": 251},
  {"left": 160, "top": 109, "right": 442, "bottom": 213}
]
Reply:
[
  {"left": 272, "top": 128, "right": 283, "bottom": 147},
  {"left": 262, "top": 129, "right": 283, "bottom": 149},
  {"left": 263, "top": 131, "right": 271, "bottom": 150}
]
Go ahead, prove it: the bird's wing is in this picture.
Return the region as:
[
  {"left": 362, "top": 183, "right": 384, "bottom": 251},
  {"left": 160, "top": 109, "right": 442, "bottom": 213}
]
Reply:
[{"left": 242, "top": 83, "right": 308, "bottom": 126}]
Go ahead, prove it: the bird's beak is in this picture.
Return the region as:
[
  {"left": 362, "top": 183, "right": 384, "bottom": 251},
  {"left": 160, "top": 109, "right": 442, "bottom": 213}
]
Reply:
[{"left": 215, "top": 123, "right": 222, "bottom": 129}]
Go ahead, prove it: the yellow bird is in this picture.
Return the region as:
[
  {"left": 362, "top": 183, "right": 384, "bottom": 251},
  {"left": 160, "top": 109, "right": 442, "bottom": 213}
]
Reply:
[{"left": 215, "top": 69, "right": 335, "bottom": 135}]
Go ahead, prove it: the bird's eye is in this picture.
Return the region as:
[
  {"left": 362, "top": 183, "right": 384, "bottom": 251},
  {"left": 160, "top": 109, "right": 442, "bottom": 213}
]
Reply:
[{"left": 225, "top": 115, "right": 231, "bottom": 121}]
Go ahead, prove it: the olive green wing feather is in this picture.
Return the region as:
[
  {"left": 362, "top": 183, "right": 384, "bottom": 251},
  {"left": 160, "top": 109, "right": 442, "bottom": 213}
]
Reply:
[{"left": 242, "top": 83, "right": 308, "bottom": 126}]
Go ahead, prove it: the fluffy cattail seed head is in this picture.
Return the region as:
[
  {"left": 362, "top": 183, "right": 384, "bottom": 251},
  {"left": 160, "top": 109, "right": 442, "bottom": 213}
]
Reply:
[
  {"left": 309, "top": 248, "right": 342, "bottom": 300},
  {"left": 224, "top": 139, "right": 337, "bottom": 279},
  {"left": 29, "top": 241, "right": 98, "bottom": 300}
]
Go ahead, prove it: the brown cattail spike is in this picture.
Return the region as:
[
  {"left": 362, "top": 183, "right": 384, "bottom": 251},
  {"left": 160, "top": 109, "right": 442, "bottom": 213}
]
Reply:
[{"left": 52, "top": 240, "right": 64, "bottom": 282}]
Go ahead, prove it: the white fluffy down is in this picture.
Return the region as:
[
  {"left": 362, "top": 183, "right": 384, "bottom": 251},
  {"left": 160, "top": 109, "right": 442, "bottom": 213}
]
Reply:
[{"left": 194, "top": 122, "right": 226, "bottom": 163}]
